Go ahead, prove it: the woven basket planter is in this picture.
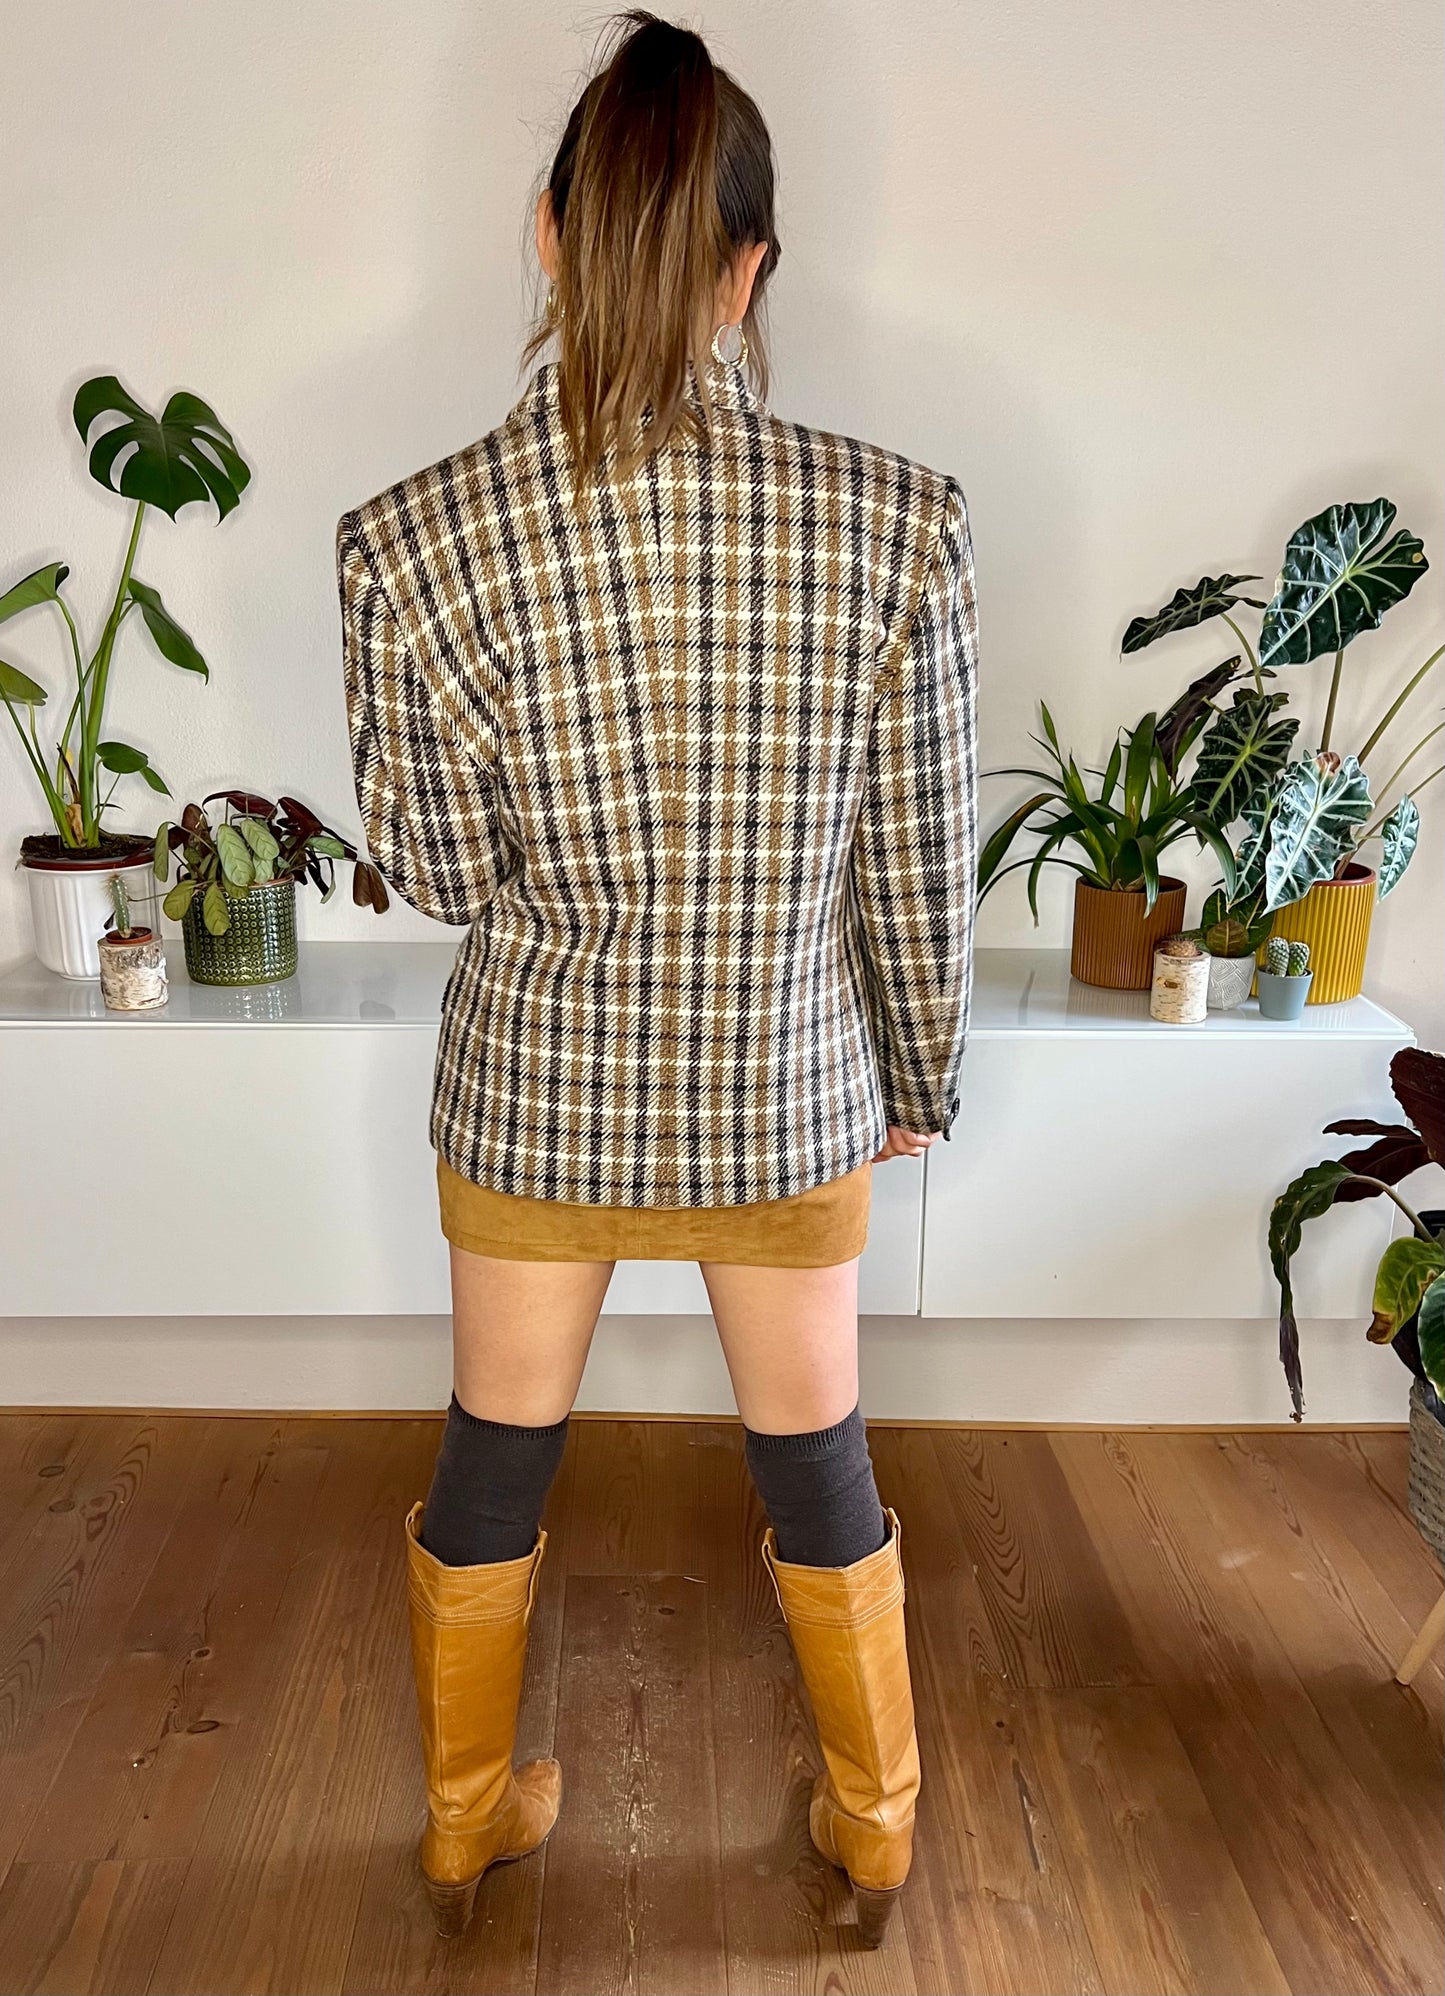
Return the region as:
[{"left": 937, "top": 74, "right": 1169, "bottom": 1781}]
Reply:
[
  {"left": 1262, "top": 863, "right": 1375, "bottom": 1004},
  {"left": 1071, "top": 877, "right": 1187, "bottom": 991},
  {"left": 1408, "top": 1379, "right": 1444, "bottom": 1567}
]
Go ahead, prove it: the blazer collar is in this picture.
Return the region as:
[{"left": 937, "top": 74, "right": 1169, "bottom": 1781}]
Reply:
[{"left": 518, "top": 354, "right": 763, "bottom": 428}]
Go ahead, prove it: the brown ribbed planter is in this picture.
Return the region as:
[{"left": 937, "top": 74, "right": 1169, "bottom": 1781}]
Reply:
[{"left": 1070, "top": 876, "right": 1188, "bottom": 990}]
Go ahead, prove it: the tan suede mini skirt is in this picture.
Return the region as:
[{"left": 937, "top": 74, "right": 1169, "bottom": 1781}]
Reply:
[{"left": 437, "top": 1155, "right": 872, "bottom": 1267}]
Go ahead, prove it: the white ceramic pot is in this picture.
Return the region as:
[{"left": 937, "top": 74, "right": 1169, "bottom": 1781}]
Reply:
[
  {"left": 22, "top": 848, "right": 156, "bottom": 980},
  {"left": 1206, "top": 952, "right": 1256, "bottom": 1011}
]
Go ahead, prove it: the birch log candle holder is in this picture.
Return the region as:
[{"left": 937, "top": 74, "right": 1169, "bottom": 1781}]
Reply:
[
  {"left": 1150, "top": 936, "right": 1208, "bottom": 1024},
  {"left": 97, "top": 875, "right": 168, "bottom": 1011}
]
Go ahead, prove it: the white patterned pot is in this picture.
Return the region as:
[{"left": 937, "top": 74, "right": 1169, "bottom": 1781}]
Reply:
[
  {"left": 21, "top": 845, "right": 156, "bottom": 980},
  {"left": 1206, "top": 952, "right": 1256, "bottom": 1011}
]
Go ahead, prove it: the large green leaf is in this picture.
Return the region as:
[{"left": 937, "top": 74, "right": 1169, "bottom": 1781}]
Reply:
[
  {"left": 1189, "top": 691, "right": 1299, "bottom": 828},
  {"left": 0, "top": 562, "right": 69, "bottom": 626},
  {"left": 1270, "top": 1158, "right": 1354, "bottom": 1418},
  {"left": 1258, "top": 499, "right": 1429, "bottom": 671},
  {"left": 1376, "top": 794, "right": 1420, "bottom": 897},
  {"left": 1262, "top": 753, "right": 1373, "bottom": 913},
  {"left": 98, "top": 739, "right": 169, "bottom": 795},
  {"left": 162, "top": 879, "right": 197, "bottom": 922},
  {"left": 1418, "top": 1276, "right": 1445, "bottom": 1401},
  {"left": 73, "top": 376, "right": 251, "bottom": 522},
  {"left": 1198, "top": 886, "right": 1272, "bottom": 958},
  {"left": 1369, "top": 1237, "right": 1445, "bottom": 1343},
  {"left": 127, "top": 580, "right": 209, "bottom": 677},
  {"left": 213, "top": 822, "right": 256, "bottom": 889},
  {"left": 0, "top": 658, "right": 48, "bottom": 705},
  {"left": 1122, "top": 575, "right": 1265, "bottom": 654}
]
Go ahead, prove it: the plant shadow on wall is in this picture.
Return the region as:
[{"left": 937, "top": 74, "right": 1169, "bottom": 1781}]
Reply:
[
  {"left": 1, "top": 374, "right": 387, "bottom": 984},
  {"left": 978, "top": 499, "right": 1441, "bottom": 1003}
]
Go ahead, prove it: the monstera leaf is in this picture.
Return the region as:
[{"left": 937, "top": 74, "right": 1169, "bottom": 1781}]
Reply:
[
  {"left": 0, "top": 659, "right": 48, "bottom": 706},
  {"left": 1122, "top": 575, "right": 1265, "bottom": 654},
  {"left": 1257, "top": 499, "right": 1428, "bottom": 671},
  {"left": 73, "top": 376, "right": 251, "bottom": 521},
  {"left": 1376, "top": 794, "right": 1420, "bottom": 897},
  {"left": 127, "top": 580, "right": 209, "bottom": 677},
  {"left": 1189, "top": 690, "right": 1299, "bottom": 827},
  {"left": 1263, "top": 753, "right": 1373, "bottom": 912}
]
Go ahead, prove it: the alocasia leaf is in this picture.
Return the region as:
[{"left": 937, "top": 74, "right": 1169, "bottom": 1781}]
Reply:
[
  {"left": 1376, "top": 794, "right": 1420, "bottom": 897},
  {"left": 1258, "top": 499, "right": 1429, "bottom": 671},
  {"left": 1262, "top": 753, "right": 1373, "bottom": 913},
  {"left": 1189, "top": 691, "right": 1299, "bottom": 827},
  {"left": 1154, "top": 660, "right": 1245, "bottom": 773},
  {"left": 1122, "top": 575, "right": 1265, "bottom": 654}
]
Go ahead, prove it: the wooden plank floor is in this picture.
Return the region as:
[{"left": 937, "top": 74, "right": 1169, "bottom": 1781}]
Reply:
[{"left": 0, "top": 1414, "right": 1439, "bottom": 1996}]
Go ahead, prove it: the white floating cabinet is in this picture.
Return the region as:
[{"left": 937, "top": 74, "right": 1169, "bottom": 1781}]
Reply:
[
  {"left": 922, "top": 952, "right": 1411, "bottom": 1321},
  {"left": 0, "top": 945, "right": 922, "bottom": 1319}
]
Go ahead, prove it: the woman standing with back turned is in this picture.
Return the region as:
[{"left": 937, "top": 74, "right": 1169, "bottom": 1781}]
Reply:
[{"left": 338, "top": 10, "right": 977, "bottom": 1951}]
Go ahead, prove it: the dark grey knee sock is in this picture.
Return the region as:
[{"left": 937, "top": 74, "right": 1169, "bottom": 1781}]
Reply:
[
  {"left": 420, "top": 1394, "right": 569, "bottom": 1567},
  {"left": 744, "top": 1405, "right": 888, "bottom": 1568}
]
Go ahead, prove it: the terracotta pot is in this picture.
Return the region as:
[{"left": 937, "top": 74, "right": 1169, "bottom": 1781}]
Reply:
[
  {"left": 1260, "top": 863, "right": 1375, "bottom": 1004},
  {"left": 1070, "top": 877, "right": 1188, "bottom": 990}
]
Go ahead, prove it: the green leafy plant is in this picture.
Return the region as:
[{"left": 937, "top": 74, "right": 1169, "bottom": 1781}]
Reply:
[
  {"left": 0, "top": 375, "right": 249, "bottom": 853},
  {"left": 154, "top": 791, "right": 390, "bottom": 937},
  {"left": 1269, "top": 1047, "right": 1445, "bottom": 1419},
  {"left": 1126, "top": 498, "right": 1440, "bottom": 902},
  {"left": 977, "top": 704, "right": 1237, "bottom": 915}
]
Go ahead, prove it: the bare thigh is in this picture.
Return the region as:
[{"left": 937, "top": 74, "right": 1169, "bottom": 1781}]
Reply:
[
  {"left": 700, "top": 1257, "right": 861, "bottom": 1435},
  {"left": 449, "top": 1246, "right": 615, "bottom": 1426}
]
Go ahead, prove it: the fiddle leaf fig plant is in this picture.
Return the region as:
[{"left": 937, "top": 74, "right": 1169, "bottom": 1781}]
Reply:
[{"left": 0, "top": 374, "right": 250, "bottom": 853}]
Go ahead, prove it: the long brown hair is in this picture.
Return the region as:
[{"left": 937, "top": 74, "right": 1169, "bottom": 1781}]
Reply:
[{"left": 523, "top": 12, "right": 780, "bottom": 478}]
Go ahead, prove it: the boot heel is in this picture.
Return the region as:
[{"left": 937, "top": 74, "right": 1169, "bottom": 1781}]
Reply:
[
  {"left": 853, "top": 1883, "right": 903, "bottom": 1948},
  {"left": 423, "top": 1870, "right": 481, "bottom": 1939}
]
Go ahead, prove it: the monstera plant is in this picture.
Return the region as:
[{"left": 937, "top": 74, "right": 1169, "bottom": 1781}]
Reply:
[
  {"left": 1, "top": 375, "right": 250, "bottom": 853},
  {"left": 1269, "top": 1046, "right": 1445, "bottom": 1422},
  {"left": 1125, "top": 498, "right": 1439, "bottom": 906}
]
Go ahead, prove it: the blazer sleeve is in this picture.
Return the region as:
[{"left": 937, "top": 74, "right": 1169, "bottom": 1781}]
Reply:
[
  {"left": 336, "top": 513, "right": 511, "bottom": 927},
  {"left": 850, "top": 476, "right": 979, "bottom": 1139}
]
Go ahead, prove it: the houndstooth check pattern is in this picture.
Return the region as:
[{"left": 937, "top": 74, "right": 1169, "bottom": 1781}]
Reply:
[{"left": 337, "top": 355, "right": 978, "bottom": 1206}]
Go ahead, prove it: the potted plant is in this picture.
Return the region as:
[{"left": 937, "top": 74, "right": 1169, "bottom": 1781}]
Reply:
[
  {"left": 0, "top": 375, "right": 251, "bottom": 978},
  {"left": 1256, "top": 938, "right": 1312, "bottom": 1019},
  {"left": 977, "top": 704, "right": 1237, "bottom": 988},
  {"left": 1268, "top": 1049, "right": 1445, "bottom": 1621},
  {"left": 1125, "top": 499, "right": 1440, "bottom": 1001},
  {"left": 154, "top": 791, "right": 390, "bottom": 987},
  {"left": 97, "top": 873, "right": 167, "bottom": 1012},
  {"left": 1192, "top": 746, "right": 1374, "bottom": 1008}
]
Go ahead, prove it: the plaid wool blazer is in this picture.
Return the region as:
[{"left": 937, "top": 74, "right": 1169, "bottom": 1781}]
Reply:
[{"left": 337, "top": 353, "right": 978, "bottom": 1207}]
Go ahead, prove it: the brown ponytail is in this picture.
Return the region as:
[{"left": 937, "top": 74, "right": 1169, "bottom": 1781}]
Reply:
[{"left": 524, "top": 12, "right": 779, "bottom": 479}]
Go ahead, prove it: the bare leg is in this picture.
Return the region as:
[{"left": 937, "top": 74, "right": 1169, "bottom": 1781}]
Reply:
[
  {"left": 449, "top": 1245, "right": 615, "bottom": 1425},
  {"left": 699, "top": 1256, "right": 862, "bottom": 1434}
]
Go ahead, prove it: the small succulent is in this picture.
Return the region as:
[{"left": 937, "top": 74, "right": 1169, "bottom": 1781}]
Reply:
[{"left": 1263, "top": 936, "right": 1311, "bottom": 976}]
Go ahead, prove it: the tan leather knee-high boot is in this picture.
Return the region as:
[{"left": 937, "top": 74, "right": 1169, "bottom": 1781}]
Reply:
[
  {"left": 405, "top": 1502, "right": 562, "bottom": 1937},
  {"left": 763, "top": 1508, "right": 920, "bottom": 1947}
]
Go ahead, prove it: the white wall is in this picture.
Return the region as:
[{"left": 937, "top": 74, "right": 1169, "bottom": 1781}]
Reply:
[
  {"left": 2, "top": 2, "right": 1440, "bottom": 1030},
  {"left": 1, "top": 5, "right": 1441, "bottom": 1418}
]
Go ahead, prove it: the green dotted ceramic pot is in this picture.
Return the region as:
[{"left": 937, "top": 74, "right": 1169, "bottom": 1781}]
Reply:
[{"left": 182, "top": 877, "right": 298, "bottom": 986}]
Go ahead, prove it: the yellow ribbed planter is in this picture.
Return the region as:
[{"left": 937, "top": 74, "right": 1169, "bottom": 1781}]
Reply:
[{"left": 1260, "top": 864, "right": 1376, "bottom": 1004}]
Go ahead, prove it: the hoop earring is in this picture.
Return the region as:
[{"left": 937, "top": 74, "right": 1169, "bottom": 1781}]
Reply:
[{"left": 711, "top": 321, "right": 748, "bottom": 368}]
